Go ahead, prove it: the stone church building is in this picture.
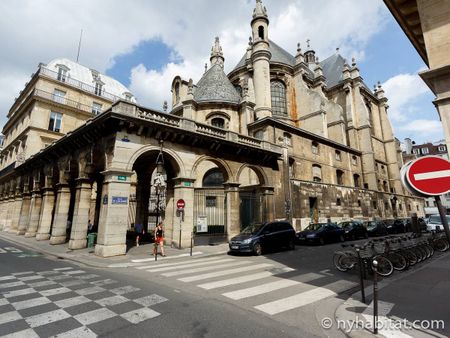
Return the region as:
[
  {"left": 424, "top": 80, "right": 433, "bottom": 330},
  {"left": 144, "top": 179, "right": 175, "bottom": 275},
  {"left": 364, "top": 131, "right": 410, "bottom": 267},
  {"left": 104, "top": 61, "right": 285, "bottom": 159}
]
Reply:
[{"left": 0, "top": 0, "right": 424, "bottom": 257}]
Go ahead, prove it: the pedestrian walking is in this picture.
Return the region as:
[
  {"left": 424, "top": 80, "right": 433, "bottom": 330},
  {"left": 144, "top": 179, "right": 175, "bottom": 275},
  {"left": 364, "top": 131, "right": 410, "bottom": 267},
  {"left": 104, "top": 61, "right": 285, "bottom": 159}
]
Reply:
[
  {"left": 153, "top": 222, "right": 166, "bottom": 256},
  {"left": 87, "top": 219, "right": 93, "bottom": 233},
  {"left": 135, "top": 223, "right": 144, "bottom": 247}
]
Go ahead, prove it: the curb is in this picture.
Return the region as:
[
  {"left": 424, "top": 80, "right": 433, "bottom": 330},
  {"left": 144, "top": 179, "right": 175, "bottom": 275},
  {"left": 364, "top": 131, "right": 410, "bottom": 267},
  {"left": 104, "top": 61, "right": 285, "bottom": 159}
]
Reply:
[{"left": 334, "top": 252, "right": 449, "bottom": 337}]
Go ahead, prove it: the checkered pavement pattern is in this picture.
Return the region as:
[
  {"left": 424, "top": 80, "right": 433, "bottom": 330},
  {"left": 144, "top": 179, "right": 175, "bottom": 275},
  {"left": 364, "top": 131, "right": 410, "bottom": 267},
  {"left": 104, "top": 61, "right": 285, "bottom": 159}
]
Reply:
[{"left": 0, "top": 267, "right": 168, "bottom": 337}]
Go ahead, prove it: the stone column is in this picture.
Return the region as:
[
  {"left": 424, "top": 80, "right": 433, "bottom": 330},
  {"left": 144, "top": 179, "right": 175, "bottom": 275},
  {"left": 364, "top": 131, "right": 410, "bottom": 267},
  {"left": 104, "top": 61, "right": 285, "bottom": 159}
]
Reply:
[
  {"left": 0, "top": 195, "right": 6, "bottom": 231},
  {"left": 94, "top": 170, "right": 132, "bottom": 257},
  {"left": 170, "top": 178, "right": 195, "bottom": 249},
  {"left": 224, "top": 182, "right": 241, "bottom": 239},
  {"left": 25, "top": 174, "right": 43, "bottom": 238},
  {"left": 49, "top": 182, "right": 71, "bottom": 245},
  {"left": 36, "top": 175, "right": 55, "bottom": 241},
  {"left": 17, "top": 189, "right": 31, "bottom": 235},
  {"left": 69, "top": 178, "right": 92, "bottom": 249},
  {"left": 261, "top": 186, "right": 275, "bottom": 222},
  {"left": 4, "top": 193, "right": 13, "bottom": 232},
  {"left": 10, "top": 180, "right": 24, "bottom": 234}
]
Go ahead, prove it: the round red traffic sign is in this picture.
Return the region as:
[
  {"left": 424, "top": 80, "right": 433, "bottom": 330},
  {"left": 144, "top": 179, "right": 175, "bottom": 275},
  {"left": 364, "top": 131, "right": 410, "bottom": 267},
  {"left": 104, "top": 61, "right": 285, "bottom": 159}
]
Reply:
[
  {"left": 176, "top": 199, "right": 185, "bottom": 209},
  {"left": 406, "top": 156, "right": 450, "bottom": 196}
]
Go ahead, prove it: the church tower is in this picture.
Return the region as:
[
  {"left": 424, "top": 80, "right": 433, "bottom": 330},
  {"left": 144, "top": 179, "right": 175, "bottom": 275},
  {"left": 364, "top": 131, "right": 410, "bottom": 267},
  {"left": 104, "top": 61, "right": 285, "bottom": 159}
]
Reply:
[
  {"left": 251, "top": 0, "right": 272, "bottom": 119},
  {"left": 210, "top": 36, "right": 224, "bottom": 68}
]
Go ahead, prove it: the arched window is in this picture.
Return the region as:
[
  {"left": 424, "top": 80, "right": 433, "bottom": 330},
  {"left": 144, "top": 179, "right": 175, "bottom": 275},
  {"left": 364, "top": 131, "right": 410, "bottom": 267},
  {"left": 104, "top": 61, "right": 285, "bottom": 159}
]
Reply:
[
  {"left": 283, "top": 132, "right": 292, "bottom": 146},
  {"left": 271, "top": 81, "right": 287, "bottom": 116},
  {"left": 336, "top": 170, "right": 344, "bottom": 185},
  {"left": 311, "top": 141, "right": 319, "bottom": 154},
  {"left": 353, "top": 174, "right": 360, "bottom": 188},
  {"left": 174, "top": 82, "right": 180, "bottom": 103},
  {"left": 211, "top": 117, "right": 225, "bottom": 129},
  {"left": 312, "top": 164, "right": 322, "bottom": 183},
  {"left": 202, "top": 168, "right": 224, "bottom": 187},
  {"left": 258, "top": 26, "right": 264, "bottom": 39}
]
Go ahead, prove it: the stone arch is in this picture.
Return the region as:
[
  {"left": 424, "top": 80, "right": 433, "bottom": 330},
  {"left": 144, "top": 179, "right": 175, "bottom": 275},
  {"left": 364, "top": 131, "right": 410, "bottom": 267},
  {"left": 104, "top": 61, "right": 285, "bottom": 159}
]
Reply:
[
  {"left": 126, "top": 145, "right": 186, "bottom": 178},
  {"left": 235, "top": 164, "right": 270, "bottom": 187},
  {"left": 191, "top": 155, "right": 233, "bottom": 185}
]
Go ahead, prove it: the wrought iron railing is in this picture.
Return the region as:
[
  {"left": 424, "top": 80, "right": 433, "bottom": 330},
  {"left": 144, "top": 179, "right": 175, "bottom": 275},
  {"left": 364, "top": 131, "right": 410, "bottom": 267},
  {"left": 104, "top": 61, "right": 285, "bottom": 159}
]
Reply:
[{"left": 34, "top": 89, "right": 98, "bottom": 115}]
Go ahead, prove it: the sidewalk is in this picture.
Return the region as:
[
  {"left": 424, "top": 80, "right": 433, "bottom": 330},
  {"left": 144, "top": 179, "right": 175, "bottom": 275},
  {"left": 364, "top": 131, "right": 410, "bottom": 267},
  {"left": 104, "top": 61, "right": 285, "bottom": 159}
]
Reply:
[
  {"left": 0, "top": 232, "right": 229, "bottom": 268},
  {"left": 335, "top": 252, "right": 450, "bottom": 338}
]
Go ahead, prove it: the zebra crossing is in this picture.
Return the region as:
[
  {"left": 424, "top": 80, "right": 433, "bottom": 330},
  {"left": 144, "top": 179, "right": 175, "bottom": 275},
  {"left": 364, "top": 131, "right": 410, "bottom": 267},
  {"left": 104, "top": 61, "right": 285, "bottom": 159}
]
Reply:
[{"left": 133, "top": 255, "right": 357, "bottom": 316}]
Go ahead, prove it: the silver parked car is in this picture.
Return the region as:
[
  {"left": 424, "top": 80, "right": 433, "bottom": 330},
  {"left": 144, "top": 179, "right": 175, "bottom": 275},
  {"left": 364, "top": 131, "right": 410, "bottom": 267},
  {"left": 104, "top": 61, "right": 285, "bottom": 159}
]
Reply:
[{"left": 426, "top": 214, "right": 450, "bottom": 231}]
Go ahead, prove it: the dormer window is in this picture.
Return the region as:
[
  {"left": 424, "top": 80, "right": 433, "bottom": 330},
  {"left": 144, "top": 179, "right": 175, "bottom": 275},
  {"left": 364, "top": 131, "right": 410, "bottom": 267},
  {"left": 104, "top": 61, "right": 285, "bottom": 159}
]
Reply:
[
  {"left": 57, "top": 67, "right": 68, "bottom": 82},
  {"left": 124, "top": 93, "right": 133, "bottom": 102},
  {"left": 211, "top": 117, "right": 225, "bottom": 129},
  {"left": 94, "top": 82, "right": 103, "bottom": 96}
]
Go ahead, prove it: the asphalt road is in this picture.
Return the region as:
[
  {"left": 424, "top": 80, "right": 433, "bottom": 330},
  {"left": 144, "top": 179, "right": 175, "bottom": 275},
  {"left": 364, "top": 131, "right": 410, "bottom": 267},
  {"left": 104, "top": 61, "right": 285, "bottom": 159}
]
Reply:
[{"left": 1, "top": 237, "right": 319, "bottom": 338}]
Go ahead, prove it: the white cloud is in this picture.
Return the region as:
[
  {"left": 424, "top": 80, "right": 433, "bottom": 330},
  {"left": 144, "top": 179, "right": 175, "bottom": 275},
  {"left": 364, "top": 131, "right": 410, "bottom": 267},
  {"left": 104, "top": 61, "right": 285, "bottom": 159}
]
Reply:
[
  {"left": 382, "top": 72, "right": 430, "bottom": 122},
  {"left": 398, "top": 119, "right": 444, "bottom": 141},
  {"left": 0, "top": 0, "right": 388, "bottom": 127}
]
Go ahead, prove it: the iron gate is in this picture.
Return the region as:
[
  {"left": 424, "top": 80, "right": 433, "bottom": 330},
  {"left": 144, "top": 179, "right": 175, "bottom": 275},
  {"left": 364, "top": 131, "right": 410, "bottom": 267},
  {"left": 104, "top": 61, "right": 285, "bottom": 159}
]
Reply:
[
  {"left": 194, "top": 189, "right": 227, "bottom": 244},
  {"left": 239, "top": 191, "right": 262, "bottom": 230}
]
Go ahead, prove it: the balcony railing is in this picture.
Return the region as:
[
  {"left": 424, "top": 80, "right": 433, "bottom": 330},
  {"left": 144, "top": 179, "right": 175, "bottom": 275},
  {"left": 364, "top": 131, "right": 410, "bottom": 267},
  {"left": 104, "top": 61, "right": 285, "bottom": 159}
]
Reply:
[
  {"left": 34, "top": 89, "right": 99, "bottom": 115},
  {"left": 39, "top": 66, "right": 123, "bottom": 102}
]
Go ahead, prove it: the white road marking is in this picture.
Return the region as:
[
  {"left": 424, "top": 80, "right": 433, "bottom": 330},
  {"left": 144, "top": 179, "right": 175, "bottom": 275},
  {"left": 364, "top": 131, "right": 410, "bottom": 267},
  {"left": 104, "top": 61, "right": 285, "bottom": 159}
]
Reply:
[
  {"left": 0, "top": 276, "right": 15, "bottom": 281},
  {"left": 0, "top": 311, "right": 22, "bottom": 325},
  {"left": 11, "top": 271, "right": 33, "bottom": 275},
  {"left": 3, "top": 288, "right": 36, "bottom": 298},
  {"left": 28, "top": 280, "right": 58, "bottom": 288},
  {"left": 121, "top": 307, "right": 160, "bottom": 323},
  {"left": 223, "top": 279, "right": 300, "bottom": 300},
  {"left": 60, "top": 280, "right": 85, "bottom": 287},
  {"left": 25, "top": 309, "right": 71, "bottom": 328},
  {"left": 12, "top": 297, "right": 51, "bottom": 310},
  {"left": 162, "top": 261, "right": 251, "bottom": 277},
  {"left": 133, "top": 294, "right": 168, "bottom": 307},
  {"left": 75, "top": 286, "right": 105, "bottom": 296},
  {"left": 0, "top": 299, "right": 8, "bottom": 306},
  {"left": 135, "top": 256, "right": 223, "bottom": 270},
  {"left": 5, "top": 247, "right": 23, "bottom": 253},
  {"left": 110, "top": 285, "right": 141, "bottom": 295},
  {"left": 54, "top": 296, "right": 90, "bottom": 308},
  {"left": 414, "top": 169, "right": 450, "bottom": 181},
  {"left": 1, "top": 328, "right": 40, "bottom": 338},
  {"left": 0, "top": 281, "right": 25, "bottom": 289},
  {"left": 132, "top": 251, "right": 203, "bottom": 262},
  {"left": 75, "top": 274, "right": 99, "bottom": 280},
  {"left": 17, "top": 275, "right": 44, "bottom": 281},
  {"left": 91, "top": 279, "right": 117, "bottom": 286},
  {"left": 198, "top": 271, "right": 274, "bottom": 290},
  {"left": 178, "top": 263, "right": 274, "bottom": 283},
  {"left": 145, "top": 258, "right": 234, "bottom": 272},
  {"left": 38, "top": 271, "right": 60, "bottom": 276},
  {"left": 53, "top": 267, "right": 73, "bottom": 271},
  {"left": 49, "top": 326, "right": 97, "bottom": 338},
  {"left": 96, "top": 295, "right": 128, "bottom": 306},
  {"left": 63, "top": 270, "right": 86, "bottom": 275},
  {"left": 255, "top": 280, "right": 357, "bottom": 315},
  {"left": 39, "top": 287, "right": 72, "bottom": 297},
  {"left": 74, "top": 308, "right": 117, "bottom": 325}
]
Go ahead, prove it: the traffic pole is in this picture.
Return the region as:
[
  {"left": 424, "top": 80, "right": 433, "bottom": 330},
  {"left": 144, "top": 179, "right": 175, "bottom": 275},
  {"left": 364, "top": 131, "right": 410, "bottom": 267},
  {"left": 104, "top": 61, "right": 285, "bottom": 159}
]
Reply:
[
  {"left": 372, "top": 260, "right": 378, "bottom": 335},
  {"left": 435, "top": 196, "right": 450, "bottom": 243}
]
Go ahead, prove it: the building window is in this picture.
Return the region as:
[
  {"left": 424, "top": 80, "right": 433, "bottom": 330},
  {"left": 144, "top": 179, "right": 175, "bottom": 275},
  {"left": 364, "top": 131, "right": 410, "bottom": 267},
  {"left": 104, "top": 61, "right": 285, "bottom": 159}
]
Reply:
[
  {"left": 421, "top": 147, "right": 429, "bottom": 155},
  {"left": 408, "top": 204, "right": 411, "bottom": 211},
  {"left": 124, "top": 93, "right": 133, "bottom": 101},
  {"left": 211, "top": 117, "right": 225, "bottom": 129},
  {"left": 258, "top": 26, "right": 264, "bottom": 39},
  {"left": 385, "top": 202, "right": 389, "bottom": 210},
  {"left": 95, "top": 82, "right": 103, "bottom": 96},
  {"left": 336, "top": 170, "right": 344, "bottom": 185},
  {"left": 438, "top": 145, "right": 446, "bottom": 152},
  {"left": 353, "top": 174, "right": 360, "bottom": 188},
  {"left": 271, "top": 80, "right": 287, "bottom": 116},
  {"left": 234, "top": 84, "right": 242, "bottom": 97},
  {"left": 336, "top": 198, "right": 341, "bottom": 206},
  {"left": 312, "top": 141, "right": 319, "bottom": 154},
  {"left": 416, "top": 205, "right": 419, "bottom": 211},
  {"left": 205, "top": 196, "right": 217, "bottom": 207},
  {"left": 289, "top": 158, "right": 295, "bottom": 178},
  {"left": 53, "top": 89, "right": 66, "bottom": 104},
  {"left": 174, "top": 83, "right": 180, "bottom": 103},
  {"left": 351, "top": 156, "right": 357, "bottom": 165},
  {"left": 202, "top": 168, "right": 224, "bottom": 187},
  {"left": 383, "top": 181, "right": 388, "bottom": 192},
  {"left": 412, "top": 148, "right": 420, "bottom": 155},
  {"left": 254, "top": 130, "right": 264, "bottom": 140},
  {"left": 425, "top": 201, "right": 429, "bottom": 207},
  {"left": 48, "top": 112, "right": 62, "bottom": 132},
  {"left": 57, "top": 67, "right": 67, "bottom": 82},
  {"left": 372, "top": 201, "right": 377, "bottom": 209},
  {"left": 283, "top": 133, "right": 292, "bottom": 146},
  {"left": 358, "top": 200, "right": 361, "bottom": 207},
  {"left": 335, "top": 150, "right": 341, "bottom": 161},
  {"left": 399, "top": 204, "right": 402, "bottom": 210},
  {"left": 312, "top": 164, "right": 322, "bottom": 183},
  {"left": 92, "top": 102, "right": 102, "bottom": 115}
]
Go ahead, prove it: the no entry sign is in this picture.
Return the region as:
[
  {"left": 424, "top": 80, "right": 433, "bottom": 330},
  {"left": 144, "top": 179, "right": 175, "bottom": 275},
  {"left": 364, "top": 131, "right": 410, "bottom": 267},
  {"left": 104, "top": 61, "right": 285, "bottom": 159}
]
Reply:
[
  {"left": 176, "top": 199, "right": 185, "bottom": 209},
  {"left": 406, "top": 156, "right": 450, "bottom": 196}
]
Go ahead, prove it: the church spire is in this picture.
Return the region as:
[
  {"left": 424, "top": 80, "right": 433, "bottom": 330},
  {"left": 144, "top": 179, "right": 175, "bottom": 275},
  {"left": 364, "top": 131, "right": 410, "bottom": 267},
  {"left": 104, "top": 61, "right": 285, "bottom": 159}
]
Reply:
[
  {"left": 252, "top": 0, "right": 268, "bottom": 23},
  {"left": 210, "top": 36, "right": 224, "bottom": 68}
]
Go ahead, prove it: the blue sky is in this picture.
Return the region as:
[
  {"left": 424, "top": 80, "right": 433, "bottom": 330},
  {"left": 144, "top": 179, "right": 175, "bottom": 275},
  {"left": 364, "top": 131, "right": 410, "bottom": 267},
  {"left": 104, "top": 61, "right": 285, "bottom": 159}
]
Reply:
[{"left": 0, "top": 0, "right": 444, "bottom": 144}]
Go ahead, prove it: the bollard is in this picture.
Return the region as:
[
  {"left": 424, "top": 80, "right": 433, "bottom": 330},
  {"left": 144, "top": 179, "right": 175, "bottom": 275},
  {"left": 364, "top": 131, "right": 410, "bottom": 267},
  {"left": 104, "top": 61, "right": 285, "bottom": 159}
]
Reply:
[
  {"left": 356, "top": 248, "right": 366, "bottom": 303},
  {"left": 154, "top": 241, "right": 158, "bottom": 262},
  {"left": 372, "top": 260, "right": 379, "bottom": 335},
  {"left": 190, "top": 231, "right": 193, "bottom": 256}
]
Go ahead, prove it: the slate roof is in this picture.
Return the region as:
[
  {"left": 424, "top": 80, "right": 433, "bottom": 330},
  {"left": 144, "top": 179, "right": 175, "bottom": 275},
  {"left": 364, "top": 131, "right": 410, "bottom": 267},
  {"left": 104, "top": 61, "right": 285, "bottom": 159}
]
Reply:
[{"left": 194, "top": 64, "right": 241, "bottom": 104}]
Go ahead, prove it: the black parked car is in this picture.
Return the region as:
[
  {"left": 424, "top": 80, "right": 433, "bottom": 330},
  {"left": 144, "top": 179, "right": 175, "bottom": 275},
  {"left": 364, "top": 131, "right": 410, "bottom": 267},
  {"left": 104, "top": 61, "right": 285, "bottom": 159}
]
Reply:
[
  {"left": 338, "top": 220, "right": 368, "bottom": 240},
  {"left": 296, "top": 223, "right": 345, "bottom": 245},
  {"left": 364, "top": 220, "right": 388, "bottom": 237},
  {"left": 229, "top": 221, "right": 296, "bottom": 255},
  {"left": 384, "top": 219, "right": 406, "bottom": 234}
]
